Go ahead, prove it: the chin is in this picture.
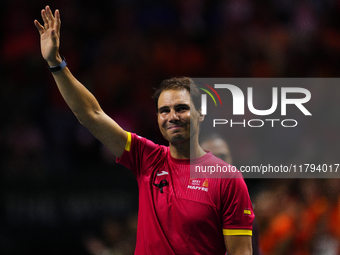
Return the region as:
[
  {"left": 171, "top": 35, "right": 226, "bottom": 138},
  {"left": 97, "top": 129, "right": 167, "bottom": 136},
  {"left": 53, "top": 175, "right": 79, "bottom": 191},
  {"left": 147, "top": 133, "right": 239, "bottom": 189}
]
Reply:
[
  {"left": 169, "top": 134, "right": 189, "bottom": 144},
  {"left": 161, "top": 129, "right": 189, "bottom": 144}
]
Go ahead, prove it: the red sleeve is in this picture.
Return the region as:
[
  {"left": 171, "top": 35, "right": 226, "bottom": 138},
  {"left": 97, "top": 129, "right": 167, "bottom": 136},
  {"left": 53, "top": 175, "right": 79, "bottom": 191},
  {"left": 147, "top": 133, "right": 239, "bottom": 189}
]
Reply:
[
  {"left": 222, "top": 174, "right": 254, "bottom": 236},
  {"left": 116, "top": 132, "right": 167, "bottom": 180}
]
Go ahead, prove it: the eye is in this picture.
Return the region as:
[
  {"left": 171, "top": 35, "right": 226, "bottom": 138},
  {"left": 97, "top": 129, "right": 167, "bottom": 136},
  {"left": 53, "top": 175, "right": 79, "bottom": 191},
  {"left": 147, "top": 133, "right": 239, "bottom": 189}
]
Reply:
[
  {"left": 176, "top": 105, "right": 189, "bottom": 112},
  {"left": 159, "top": 108, "right": 170, "bottom": 114}
]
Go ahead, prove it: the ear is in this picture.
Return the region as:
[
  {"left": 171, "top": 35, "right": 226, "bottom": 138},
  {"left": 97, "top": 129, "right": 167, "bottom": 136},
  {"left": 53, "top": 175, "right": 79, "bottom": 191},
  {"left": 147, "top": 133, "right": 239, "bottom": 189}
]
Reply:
[{"left": 198, "top": 108, "right": 205, "bottom": 122}]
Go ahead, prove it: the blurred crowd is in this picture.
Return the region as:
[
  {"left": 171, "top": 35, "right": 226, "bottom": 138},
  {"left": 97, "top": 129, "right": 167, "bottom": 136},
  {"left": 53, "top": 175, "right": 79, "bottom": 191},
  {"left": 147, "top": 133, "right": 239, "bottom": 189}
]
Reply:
[
  {"left": 0, "top": 0, "right": 340, "bottom": 254},
  {"left": 255, "top": 179, "right": 340, "bottom": 255}
]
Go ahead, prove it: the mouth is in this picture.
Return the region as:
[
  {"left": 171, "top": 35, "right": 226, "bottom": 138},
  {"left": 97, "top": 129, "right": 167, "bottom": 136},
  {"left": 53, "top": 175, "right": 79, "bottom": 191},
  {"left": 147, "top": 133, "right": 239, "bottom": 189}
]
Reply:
[{"left": 166, "top": 125, "right": 183, "bottom": 130}]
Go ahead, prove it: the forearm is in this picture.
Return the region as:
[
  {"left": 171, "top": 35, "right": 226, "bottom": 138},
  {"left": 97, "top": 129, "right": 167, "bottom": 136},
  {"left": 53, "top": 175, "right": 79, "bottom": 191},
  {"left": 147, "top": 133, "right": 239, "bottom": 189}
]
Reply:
[{"left": 51, "top": 66, "right": 102, "bottom": 124}]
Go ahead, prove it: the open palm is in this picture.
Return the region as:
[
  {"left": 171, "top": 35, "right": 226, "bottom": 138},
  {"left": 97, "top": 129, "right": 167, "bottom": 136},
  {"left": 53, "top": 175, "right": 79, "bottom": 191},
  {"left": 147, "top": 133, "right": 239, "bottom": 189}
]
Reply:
[{"left": 34, "top": 6, "right": 62, "bottom": 66}]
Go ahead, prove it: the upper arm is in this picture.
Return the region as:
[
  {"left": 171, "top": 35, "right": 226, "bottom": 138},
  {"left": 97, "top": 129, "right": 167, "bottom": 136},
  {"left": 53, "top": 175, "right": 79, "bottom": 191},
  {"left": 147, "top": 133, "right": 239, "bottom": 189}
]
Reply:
[
  {"left": 221, "top": 176, "right": 254, "bottom": 255},
  {"left": 82, "top": 110, "right": 128, "bottom": 158},
  {"left": 224, "top": 235, "right": 252, "bottom": 255}
]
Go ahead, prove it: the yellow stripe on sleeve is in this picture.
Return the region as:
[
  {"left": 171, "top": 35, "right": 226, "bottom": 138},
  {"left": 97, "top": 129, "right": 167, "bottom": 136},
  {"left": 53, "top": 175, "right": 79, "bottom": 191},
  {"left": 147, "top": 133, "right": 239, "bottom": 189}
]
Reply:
[
  {"left": 125, "top": 131, "right": 132, "bottom": 152},
  {"left": 223, "top": 229, "right": 252, "bottom": 236},
  {"left": 244, "top": 209, "right": 251, "bottom": 215}
]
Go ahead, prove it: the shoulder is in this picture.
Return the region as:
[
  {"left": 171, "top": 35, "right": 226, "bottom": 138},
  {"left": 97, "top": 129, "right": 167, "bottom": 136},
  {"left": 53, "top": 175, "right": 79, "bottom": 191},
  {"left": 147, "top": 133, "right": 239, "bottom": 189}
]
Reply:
[
  {"left": 129, "top": 132, "right": 168, "bottom": 153},
  {"left": 117, "top": 133, "right": 170, "bottom": 178}
]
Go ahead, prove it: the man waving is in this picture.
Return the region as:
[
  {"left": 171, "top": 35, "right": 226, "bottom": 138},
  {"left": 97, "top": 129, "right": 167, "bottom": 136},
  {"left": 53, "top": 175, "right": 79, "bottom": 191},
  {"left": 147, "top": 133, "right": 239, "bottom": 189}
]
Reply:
[{"left": 35, "top": 6, "right": 253, "bottom": 254}]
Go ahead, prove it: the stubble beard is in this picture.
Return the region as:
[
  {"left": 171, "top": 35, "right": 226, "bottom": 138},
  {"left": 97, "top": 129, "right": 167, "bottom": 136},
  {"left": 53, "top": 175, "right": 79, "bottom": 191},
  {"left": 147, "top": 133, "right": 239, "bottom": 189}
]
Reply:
[
  {"left": 169, "top": 133, "right": 187, "bottom": 144},
  {"left": 162, "top": 125, "right": 189, "bottom": 145}
]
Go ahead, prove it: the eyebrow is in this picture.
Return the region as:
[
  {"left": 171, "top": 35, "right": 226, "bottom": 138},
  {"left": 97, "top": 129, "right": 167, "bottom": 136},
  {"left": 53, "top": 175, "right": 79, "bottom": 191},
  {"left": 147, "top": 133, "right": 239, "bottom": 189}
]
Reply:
[{"left": 158, "top": 103, "right": 190, "bottom": 113}]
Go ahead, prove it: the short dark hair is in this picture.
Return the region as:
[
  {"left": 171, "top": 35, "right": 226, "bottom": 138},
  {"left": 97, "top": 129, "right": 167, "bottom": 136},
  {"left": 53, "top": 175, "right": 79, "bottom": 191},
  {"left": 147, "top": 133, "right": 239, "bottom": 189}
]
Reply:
[{"left": 153, "top": 77, "right": 201, "bottom": 111}]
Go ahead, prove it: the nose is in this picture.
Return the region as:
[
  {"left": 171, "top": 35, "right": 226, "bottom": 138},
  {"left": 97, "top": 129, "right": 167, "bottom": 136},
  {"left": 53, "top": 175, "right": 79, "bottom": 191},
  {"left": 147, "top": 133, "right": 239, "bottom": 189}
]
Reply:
[{"left": 168, "top": 109, "right": 180, "bottom": 122}]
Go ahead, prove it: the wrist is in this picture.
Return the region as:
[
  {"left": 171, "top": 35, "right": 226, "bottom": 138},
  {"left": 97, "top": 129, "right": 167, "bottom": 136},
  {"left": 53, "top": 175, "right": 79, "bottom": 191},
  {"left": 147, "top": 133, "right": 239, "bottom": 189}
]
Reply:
[
  {"left": 47, "top": 55, "right": 63, "bottom": 67},
  {"left": 48, "top": 56, "right": 67, "bottom": 72}
]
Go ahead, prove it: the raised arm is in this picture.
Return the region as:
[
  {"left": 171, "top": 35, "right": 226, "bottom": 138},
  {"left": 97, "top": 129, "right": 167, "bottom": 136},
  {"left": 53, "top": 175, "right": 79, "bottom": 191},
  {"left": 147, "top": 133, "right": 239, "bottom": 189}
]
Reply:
[{"left": 34, "top": 6, "right": 127, "bottom": 157}]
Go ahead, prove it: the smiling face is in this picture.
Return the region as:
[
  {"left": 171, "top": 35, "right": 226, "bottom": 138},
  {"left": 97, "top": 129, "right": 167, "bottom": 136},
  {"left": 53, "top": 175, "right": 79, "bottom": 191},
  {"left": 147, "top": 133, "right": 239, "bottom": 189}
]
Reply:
[{"left": 157, "top": 89, "right": 202, "bottom": 145}]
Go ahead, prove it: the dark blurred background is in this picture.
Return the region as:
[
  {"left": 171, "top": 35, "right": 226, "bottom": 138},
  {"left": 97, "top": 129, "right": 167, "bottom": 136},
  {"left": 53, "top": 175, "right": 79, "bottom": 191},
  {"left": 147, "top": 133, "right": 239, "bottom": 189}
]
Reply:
[{"left": 0, "top": 0, "right": 340, "bottom": 254}]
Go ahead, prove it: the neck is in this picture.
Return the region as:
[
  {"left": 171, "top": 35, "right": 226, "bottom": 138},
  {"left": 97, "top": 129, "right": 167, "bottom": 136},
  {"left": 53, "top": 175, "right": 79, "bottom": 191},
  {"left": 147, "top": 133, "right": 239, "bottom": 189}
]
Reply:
[{"left": 169, "top": 136, "right": 206, "bottom": 160}]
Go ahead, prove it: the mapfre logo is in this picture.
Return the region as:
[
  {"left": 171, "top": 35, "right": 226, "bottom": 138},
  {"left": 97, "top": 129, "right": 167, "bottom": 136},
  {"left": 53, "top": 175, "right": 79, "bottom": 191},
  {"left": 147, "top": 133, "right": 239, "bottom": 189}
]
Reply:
[{"left": 188, "top": 179, "right": 209, "bottom": 192}]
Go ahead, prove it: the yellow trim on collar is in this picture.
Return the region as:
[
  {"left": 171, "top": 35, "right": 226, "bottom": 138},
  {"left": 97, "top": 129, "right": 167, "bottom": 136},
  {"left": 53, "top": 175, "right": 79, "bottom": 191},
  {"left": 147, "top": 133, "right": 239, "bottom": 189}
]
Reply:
[
  {"left": 125, "top": 132, "right": 132, "bottom": 152},
  {"left": 223, "top": 229, "right": 252, "bottom": 236}
]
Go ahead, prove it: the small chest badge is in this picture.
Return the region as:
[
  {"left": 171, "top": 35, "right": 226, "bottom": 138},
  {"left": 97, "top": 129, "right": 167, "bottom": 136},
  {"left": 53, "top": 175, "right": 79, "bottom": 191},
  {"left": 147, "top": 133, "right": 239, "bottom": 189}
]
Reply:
[{"left": 188, "top": 178, "right": 209, "bottom": 192}]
